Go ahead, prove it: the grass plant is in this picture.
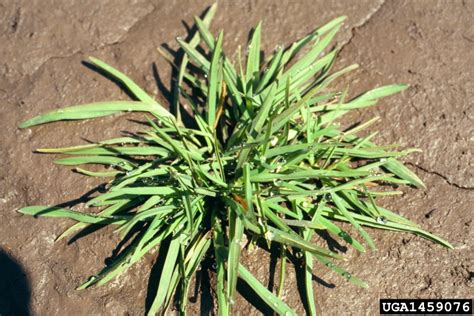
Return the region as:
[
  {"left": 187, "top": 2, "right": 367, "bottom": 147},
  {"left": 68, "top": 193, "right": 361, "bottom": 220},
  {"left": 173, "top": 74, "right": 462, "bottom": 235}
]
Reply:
[{"left": 18, "top": 4, "right": 451, "bottom": 315}]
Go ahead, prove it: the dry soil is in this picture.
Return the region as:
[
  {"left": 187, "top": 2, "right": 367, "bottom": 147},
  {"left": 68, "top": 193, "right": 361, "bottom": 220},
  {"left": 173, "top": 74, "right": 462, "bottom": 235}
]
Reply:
[{"left": 0, "top": 0, "right": 472, "bottom": 315}]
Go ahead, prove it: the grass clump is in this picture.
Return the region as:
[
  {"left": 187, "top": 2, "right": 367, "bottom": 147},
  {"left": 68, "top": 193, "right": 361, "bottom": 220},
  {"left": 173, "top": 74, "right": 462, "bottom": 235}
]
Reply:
[{"left": 18, "top": 4, "right": 451, "bottom": 315}]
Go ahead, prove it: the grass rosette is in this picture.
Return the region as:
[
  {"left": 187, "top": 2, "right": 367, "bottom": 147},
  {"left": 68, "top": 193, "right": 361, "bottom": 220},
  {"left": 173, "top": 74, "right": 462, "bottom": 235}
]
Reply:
[{"left": 18, "top": 4, "right": 451, "bottom": 315}]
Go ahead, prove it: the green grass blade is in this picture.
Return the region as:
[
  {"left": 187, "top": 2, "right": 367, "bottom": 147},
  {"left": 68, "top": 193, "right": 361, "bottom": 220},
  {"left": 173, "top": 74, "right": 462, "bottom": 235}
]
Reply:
[
  {"left": 147, "top": 235, "right": 181, "bottom": 315},
  {"left": 321, "top": 209, "right": 453, "bottom": 248},
  {"left": 77, "top": 215, "right": 186, "bottom": 291},
  {"left": 284, "top": 26, "right": 341, "bottom": 82},
  {"left": 280, "top": 16, "right": 346, "bottom": 66},
  {"left": 246, "top": 22, "right": 262, "bottom": 90},
  {"left": 212, "top": 210, "right": 230, "bottom": 315},
  {"left": 19, "top": 101, "right": 171, "bottom": 128},
  {"left": 177, "top": 39, "right": 211, "bottom": 72},
  {"left": 194, "top": 16, "right": 216, "bottom": 49},
  {"left": 18, "top": 206, "right": 125, "bottom": 224},
  {"left": 36, "top": 137, "right": 141, "bottom": 153},
  {"left": 267, "top": 227, "right": 343, "bottom": 260},
  {"left": 314, "top": 254, "right": 368, "bottom": 288},
  {"left": 42, "top": 146, "right": 169, "bottom": 157},
  {"left": 56, "top": 199, "right": 137, "bottom": 241},
  {"left": 238, "top": 264, "right": 296, "bottom": 315},
  {"left": 256, "top": 47, "right": 283, "bottom": 92},
  {"left": 227, "top": 206, "right": 244, "bottom": 304},
  {"left": 172, "top": 2, "right": 218, "bottom": 123},
  {"left": 207, "top": 31, "right": 224, "bottom": 127},
  {"left": 251, "top": 169, "right": 369, "bottom": 182},
  {"left": 383, "top": 158, "right": 425, "bottom": 188},
  {"left": 354, "top": 84, "right": 409, "bottom": 101},
  {"left": 74, "top": 168, "right": 120, "bottom": 177},
  {"left": 316, "top": 214, "right": 365, "bottom": 252},
  {"left": 54, "top": 156, "right": 135, "bottom": 170},
  {"left": 303, "top": 250, "right": 316, "bottom": 316},
  {"left": 88, "top": 57, "right": 156, "bottom": 104},
  {"left": 331, "top": 193, "right": 376, "bottom": 249},
  {"left": 251, "top": 82, "right": 277, "bottom": 134},
  {"left": 182, "top": 194, "right": 194, "bottom": 233},
  {"left": 77, "top": 238, "right": 140, "bottom": 290}
]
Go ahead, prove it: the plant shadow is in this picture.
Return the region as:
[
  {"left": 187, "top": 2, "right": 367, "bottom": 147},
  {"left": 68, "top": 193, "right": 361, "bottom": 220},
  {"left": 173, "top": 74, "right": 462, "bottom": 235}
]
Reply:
[{"left": 0, "top": 249, "right": 31, "bottom": 316}]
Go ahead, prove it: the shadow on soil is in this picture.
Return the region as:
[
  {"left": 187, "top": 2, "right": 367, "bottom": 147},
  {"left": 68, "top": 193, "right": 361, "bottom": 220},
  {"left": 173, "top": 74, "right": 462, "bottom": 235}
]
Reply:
[{"left": 0, "top": 249, "right": 30, "bottom": 316}]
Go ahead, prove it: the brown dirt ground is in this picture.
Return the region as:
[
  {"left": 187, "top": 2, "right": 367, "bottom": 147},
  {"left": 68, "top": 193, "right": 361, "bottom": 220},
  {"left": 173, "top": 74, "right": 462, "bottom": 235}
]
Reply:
[{"left": 0, "top": 0, "right": 472, "bottom": 315}]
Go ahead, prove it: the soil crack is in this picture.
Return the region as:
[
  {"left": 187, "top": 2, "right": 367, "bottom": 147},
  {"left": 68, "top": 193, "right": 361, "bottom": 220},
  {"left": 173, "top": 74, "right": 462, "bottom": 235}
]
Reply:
[
  {"left": 407, "top": 162, "right": 474, "bottom": 190},
  {"left": 338, "top": 0, "right": 386, "bottom": 52}
]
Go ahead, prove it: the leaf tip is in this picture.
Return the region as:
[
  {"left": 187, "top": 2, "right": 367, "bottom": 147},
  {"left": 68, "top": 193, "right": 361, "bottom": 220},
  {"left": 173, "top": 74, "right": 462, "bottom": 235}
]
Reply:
[
  {"left": 36, "top": 148, "right": 52, "bottom": 153},
  {"left": 16, "top": 208, "right": 26, "bottom": 215},
  {"left": 18, "top": 120, "right": 32, "bottom": 129},
  {"left": 88, "top": 56, "right": 99, "bottom": 63}
]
